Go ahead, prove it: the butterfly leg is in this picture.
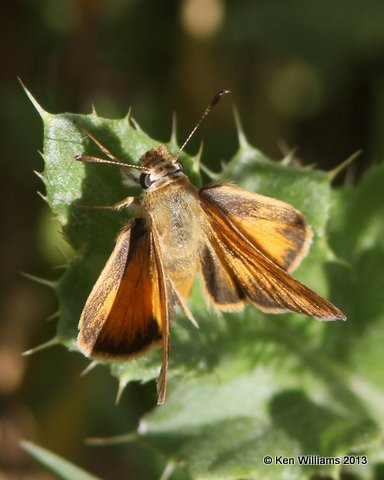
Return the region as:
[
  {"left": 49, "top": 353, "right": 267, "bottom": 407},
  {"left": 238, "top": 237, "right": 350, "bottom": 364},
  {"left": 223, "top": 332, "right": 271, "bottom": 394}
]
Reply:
[{"left": 74, "top": 196, "right": 138, "bottom": 211}]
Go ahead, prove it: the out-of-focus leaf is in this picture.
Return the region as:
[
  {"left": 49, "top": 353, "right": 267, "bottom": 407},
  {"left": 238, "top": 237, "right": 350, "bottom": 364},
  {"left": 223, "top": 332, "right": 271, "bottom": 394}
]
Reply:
[{"left": 21, "top": 441, "right": 101, "bottom": 480}]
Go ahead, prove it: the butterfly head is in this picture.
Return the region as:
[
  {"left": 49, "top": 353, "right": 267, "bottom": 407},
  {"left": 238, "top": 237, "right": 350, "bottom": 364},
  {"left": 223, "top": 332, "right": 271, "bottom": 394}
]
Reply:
[{"left": 137, "top": 145, "right": 184, "bottom": 190}]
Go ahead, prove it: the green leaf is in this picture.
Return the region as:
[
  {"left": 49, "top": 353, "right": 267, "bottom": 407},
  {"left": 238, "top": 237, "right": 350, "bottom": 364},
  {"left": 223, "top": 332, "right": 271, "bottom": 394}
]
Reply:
[
  {"left": 21, "top": 441, "right": 101, "bottom": 480},
  {"left": 30, "top": 86, "right": 384, "bottom": 478}
]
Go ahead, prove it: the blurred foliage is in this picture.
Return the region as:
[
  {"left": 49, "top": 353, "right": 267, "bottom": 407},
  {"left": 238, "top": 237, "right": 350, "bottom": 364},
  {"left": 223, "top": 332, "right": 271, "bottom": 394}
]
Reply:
[{"left": 1, "top": 0, "right": 384, "bottom": 479}]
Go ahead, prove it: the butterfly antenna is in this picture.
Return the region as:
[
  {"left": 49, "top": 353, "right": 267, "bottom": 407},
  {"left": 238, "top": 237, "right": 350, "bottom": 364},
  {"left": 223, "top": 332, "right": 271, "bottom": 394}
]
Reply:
[
  {"left": 74, "top": 123, "right": 146, "bottom": 173},
  {"left": 178, "top": 90, "right": 230, "bottom": 155}
]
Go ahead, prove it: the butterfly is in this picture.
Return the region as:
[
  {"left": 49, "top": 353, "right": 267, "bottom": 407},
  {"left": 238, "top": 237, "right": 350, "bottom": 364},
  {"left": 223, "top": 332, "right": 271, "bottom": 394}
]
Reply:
[{"left": 75, "top": 91, "right": 345, "bottom": 404}]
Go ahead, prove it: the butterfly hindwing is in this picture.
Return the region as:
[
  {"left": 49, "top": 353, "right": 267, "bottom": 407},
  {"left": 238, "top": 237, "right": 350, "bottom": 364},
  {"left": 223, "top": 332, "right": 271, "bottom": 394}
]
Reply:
[{"left": 200, "top": 241, "right": 245, "bottom": 310}]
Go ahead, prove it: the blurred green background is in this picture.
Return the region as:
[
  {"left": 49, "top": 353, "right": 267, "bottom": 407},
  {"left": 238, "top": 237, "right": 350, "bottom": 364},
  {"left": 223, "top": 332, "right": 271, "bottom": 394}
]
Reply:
[{"left": 1, "top": 0, "right": 384, "bottom": 478}]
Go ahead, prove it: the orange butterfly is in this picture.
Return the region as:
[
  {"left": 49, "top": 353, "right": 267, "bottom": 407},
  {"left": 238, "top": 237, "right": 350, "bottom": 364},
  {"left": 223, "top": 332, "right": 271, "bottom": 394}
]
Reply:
[{"left": 75, "top": 91, "right": 345, "bottom": 404}]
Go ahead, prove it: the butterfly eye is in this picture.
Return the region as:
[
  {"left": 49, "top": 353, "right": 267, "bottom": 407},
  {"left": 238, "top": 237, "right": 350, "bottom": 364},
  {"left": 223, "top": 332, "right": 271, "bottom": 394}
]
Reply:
[
  {"left": 139, "top": 172, "right": 154, "bottom": 189},
  {"left": 174, "top": 162, "right": 184, "bottom": 173}
]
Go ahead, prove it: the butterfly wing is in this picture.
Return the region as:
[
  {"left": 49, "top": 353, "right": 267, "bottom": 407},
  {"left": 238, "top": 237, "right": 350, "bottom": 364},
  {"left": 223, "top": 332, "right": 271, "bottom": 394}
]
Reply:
[
  {"left": 200, "top": 183, "right": 312, "bottom": 272},
  {"left": 199, "top": 188, "right": 345, "bottom": 320},
  {"left": 200, "top": 239, "right": 246, "bottom": 310},
  {"left": 78, "top": 218, "right": 167, "bottom": 360}
]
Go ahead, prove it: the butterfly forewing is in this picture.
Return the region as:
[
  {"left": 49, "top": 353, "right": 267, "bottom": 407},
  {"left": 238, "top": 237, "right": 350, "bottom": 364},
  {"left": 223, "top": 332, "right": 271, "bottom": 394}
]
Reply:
[
  {"left": 200, "top": 183, "right": 312, "bottom": 272},
  {"left": 78, "top": 218, "right": 164, "bottom": 359}
]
